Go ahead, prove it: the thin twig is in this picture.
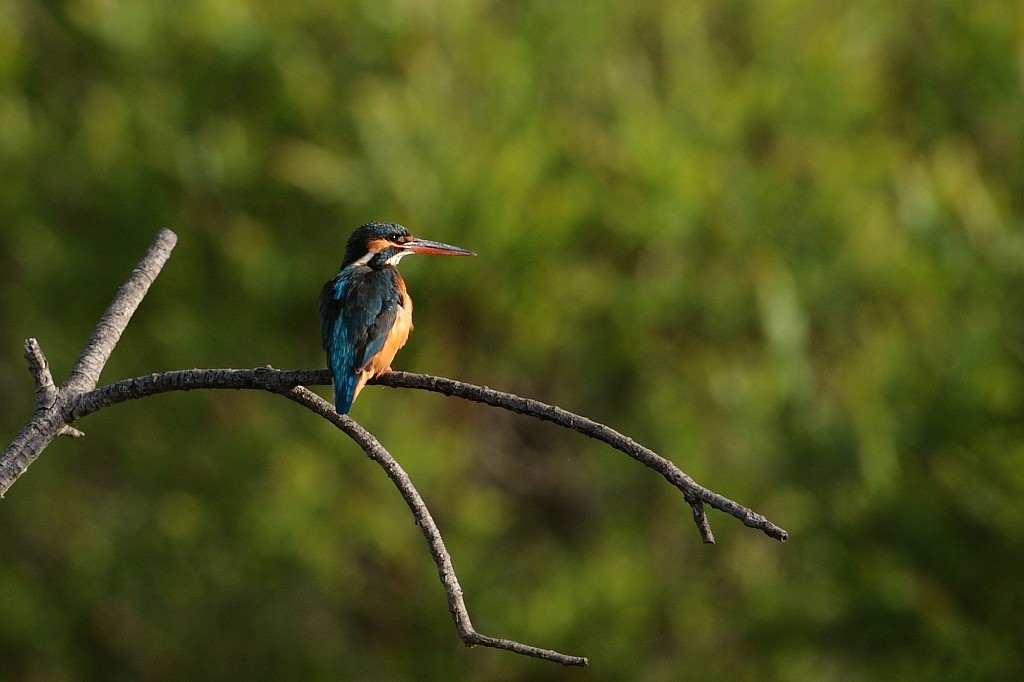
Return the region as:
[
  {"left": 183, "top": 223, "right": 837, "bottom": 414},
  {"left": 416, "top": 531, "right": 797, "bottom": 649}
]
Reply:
[
  {"left": 24, "top": 337, "right": 57, "bottom": 408},
  {"left": 23, "top": 339, "right": 82, "bottom": 438},
  {"left": 687, "top": 498, "right": 715, "bottom": 544}
]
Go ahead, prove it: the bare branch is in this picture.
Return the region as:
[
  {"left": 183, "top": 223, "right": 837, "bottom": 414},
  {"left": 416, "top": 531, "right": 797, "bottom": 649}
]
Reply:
[
  {"left": 0, "top": 232, "right": 177, "bottom": 494},
  {"left": 2, "top": 228, "right": 787, "bottom": 666},
  {"left": 373, "top": 372, "right": 789, "bottom": 543},
  {"left": 63, "top": 366, "right": 787, "bottom": 543},
  {"left": 0, "top": 413, "right": 62, "bottom": 497},
  {"left": 64, "top": 228, "right": 178, "bottom": 392},
  {"left": 7, "top": 363, "right": 588, "bottom": 663},
  {"left": 278, "top": 386, "right": 588, "bottom": 666}
]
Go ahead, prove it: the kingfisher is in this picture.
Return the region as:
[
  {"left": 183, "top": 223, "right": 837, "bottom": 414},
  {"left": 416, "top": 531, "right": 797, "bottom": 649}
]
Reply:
[{"left": 319, "top": 221, "right": 475, "bottom": 414}]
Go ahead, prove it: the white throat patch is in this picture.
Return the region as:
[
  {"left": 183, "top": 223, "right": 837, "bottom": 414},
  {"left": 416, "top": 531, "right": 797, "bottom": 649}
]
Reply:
[{"left": 384, "top": 249, "right": 415, "bottom": 266}]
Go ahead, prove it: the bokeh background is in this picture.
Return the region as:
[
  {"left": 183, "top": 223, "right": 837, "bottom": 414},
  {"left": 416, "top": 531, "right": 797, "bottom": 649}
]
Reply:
[{"left": 2, "top": 1, "right": 1022, "bottom": 680}]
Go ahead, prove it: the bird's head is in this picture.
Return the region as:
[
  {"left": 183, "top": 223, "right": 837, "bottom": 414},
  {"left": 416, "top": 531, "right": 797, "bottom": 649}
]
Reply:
[{"left": 342, "top": 222, "right": 475, "bottom": 269}]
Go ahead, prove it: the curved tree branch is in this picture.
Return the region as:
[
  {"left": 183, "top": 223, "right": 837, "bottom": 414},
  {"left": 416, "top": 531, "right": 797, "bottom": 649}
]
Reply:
[
  {"left": 373, "top": 372, "right": 789, "bottom": 543},
  {"left": 1, "top": 228, "right": 789, "bottom": 668},
  {"left": 279, "top": 386, "right": 588, "bottom": 666},
  {"left": 66, "top": 366, "right": 788, "bottom": 543}
]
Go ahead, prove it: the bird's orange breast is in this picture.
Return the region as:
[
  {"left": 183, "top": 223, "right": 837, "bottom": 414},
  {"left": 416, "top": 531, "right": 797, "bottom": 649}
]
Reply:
[
  {"left": 351, "top": 276, "right": 413, "bottom": 401},
  {"left": 369, "top": 287, "right": 413, "bottom": 377}
]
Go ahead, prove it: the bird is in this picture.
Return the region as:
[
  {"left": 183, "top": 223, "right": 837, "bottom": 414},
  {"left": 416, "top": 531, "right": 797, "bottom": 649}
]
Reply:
[{"left": 319, "top": 221, "right": 475, "bottom": 414}]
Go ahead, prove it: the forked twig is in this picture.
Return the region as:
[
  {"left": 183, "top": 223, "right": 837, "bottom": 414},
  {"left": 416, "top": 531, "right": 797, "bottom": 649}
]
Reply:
[{"left": 1, "top": 230, "right": 176, "bottom": 493}]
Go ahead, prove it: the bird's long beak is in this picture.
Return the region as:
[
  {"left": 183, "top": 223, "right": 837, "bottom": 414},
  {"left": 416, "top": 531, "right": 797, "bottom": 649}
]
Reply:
[{"left": 402, "top": 238, "right": 476, "bottom": 257}]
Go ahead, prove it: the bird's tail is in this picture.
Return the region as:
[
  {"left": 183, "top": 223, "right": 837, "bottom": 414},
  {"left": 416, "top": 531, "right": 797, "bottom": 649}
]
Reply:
[{"left": 333, "top": 374, "right": 358, "bottom": 415}]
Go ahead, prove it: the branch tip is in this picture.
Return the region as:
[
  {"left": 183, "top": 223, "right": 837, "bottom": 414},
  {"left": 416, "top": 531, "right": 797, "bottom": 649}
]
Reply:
[
  {"left": 156, "top": 227, "right": 179, "bottom": 245},
  {"left": 463, "top": 632, "right": 588, "bottom": 666},
  {"left": 687, "top": 497, "right": 716, "bottom": 544},
  {"left": 23, "top": 337, "right": 58, "bottom": 408}
]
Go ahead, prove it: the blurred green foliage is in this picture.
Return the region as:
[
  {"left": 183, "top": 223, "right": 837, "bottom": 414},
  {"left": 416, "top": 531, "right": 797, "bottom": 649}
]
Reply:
[{"left": 1, "top": 1, "right": 1022, "bottom": 680}]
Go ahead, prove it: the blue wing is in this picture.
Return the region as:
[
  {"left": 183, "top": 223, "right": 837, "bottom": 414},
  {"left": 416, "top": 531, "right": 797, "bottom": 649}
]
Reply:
[{"left": 319, "top": 267, "right": 401, "bottom": 413}]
